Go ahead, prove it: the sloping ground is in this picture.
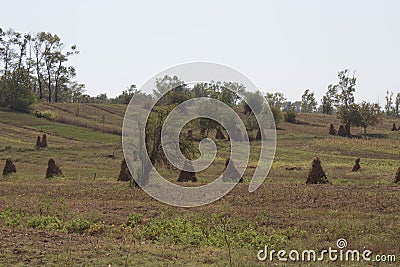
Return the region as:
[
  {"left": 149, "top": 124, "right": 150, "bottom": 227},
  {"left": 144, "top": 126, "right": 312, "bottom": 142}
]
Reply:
[
  {"left": 0, "top": 109, "right": 123, "bottom": 181},
  {"left": 33, "top": 103, "right": 126, "bottom": 135},
  {"left": 0, "top": 110, "right": 121, "bottom": 144},
  {"left": 271, "top": 113, "right": 400, "bottom": 187},
  {"left": 0, "top": 121, "right": 81, "bottom": 150},
  {"left": 1, "top": 108, "right": 400, "bottom": 266}
]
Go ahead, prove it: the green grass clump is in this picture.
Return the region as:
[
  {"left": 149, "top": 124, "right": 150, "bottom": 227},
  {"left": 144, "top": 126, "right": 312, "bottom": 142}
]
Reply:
[
  {"left": 126, "top": 212, "right": 143, "bottom": 227},
  {"left": 135, "top": 213, "right": 287, "bottom": 249},
  {"left": 0, "top": 207, "right": 98, "bottom": 234},
  {"left": 34, "top": 110, "right": 57, "bottom": 120},
  {"left": 65, "top": 218, "right": 92, "bottom": 233},
  {"left": 26, "top": 215, "right": 63, "bottom": 231}
]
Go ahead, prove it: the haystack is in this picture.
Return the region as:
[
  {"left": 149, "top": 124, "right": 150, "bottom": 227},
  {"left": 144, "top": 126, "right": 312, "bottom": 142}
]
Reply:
[
  {"left": 41, "top": 134, "right": 48, "bottom": 148},
  {"left": 328, "top": 124, "right": 336, "bottom": 135},
  {"left": 345, "top": 124, "right": 351, "bottom": 137},
  {"left": 177, "top": 160, "right": 197, "bottom": 182},
  {"left": 186, "top": 129, "right": 194, "bottom": 141},
  {"left": 337, "top": 125, "right": 346, "bottom": 137},
  {"left": 245, "top": 128, "right": 254, "bottom": 142},
  {"left": 228, "top": 128, "right": 243, "bottom": 142},
  {"left": 222, "top": 157, "right": 243, "bottom": 183},
  {"left": 234, "top": 128, "right": 243, "bottom": 141},
  {"left": 306, "top": 157, "right": 328, "bottom": 184},
  {"left": 3, "top": 158, "right": 16, "bottom": 176},
  {"left": 255, "top": 128, "right": 262, "bottom": 140},
  {"left": 392, "top": 123, "right": 398, "bottom": 131},
  {"left": 46, "top": 158, "right": 62, "bottom": 178},
  {"left": 394, "top": 167, "right": 400, "bottom": 183},
  {"left": 35, "top": 136, "right": 42, "bottom": 148},
  {"left": 215, "top": 128, "right": 226, "bottom": 140},
  {"left": 118, "top": 158, "right": 133, "bottom": 182},
  {"left": 351, "top": 158, "right": 361, "bottom": 172},
  {"left": 200, "top": 128, "right": 206, "bottom": 137}
]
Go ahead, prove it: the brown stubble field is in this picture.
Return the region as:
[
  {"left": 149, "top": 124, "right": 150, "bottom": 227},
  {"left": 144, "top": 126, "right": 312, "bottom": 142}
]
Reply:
[{"left": 1, "top": 104, "right": 400, "bottom": 266}]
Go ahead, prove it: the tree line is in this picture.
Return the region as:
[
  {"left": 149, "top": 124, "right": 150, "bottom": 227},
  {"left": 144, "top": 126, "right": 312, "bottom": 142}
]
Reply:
[
  {"left": 136, "top": 70, "right": 386, "bottom": 136},
  {"left": 0, "top": 28, "right": 83, "bottom": 111},
  {"left": 0, "top": 27, "right": 393, "bottom": 136}
]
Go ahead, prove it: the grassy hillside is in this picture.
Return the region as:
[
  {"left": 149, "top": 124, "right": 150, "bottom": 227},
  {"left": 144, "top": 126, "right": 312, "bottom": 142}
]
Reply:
[{"left": 1, "top": 104, "right": 400, "bottom": 266}]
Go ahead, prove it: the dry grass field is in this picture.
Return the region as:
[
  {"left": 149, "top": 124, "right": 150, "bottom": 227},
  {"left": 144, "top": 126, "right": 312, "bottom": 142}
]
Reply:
[{"left": 1, "top": 104, "right": 400, "bottom": 266}]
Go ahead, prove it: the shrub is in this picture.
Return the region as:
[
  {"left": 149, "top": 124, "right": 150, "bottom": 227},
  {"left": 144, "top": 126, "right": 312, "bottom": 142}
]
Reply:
[
  {"left": 88, "top": 222, "right": 105, "bottom": 235},
  {"left": 26, "top": 215, "right": 63, "bottom": 231},
  {"left": 0, "top": 69, "right": 37, "bottom": 112},
  {"left": 270, "top": 106, "right": 283, "bottom": 124},
  {"left": 284, "top": 110, "right": 297, "bottom": 123},
  {"left": 34, "top": 110, "right": 56, "bottom": 120},
  {"left": 0, "top": 207, "right": 24, "bottom": 227},
  {"left": 126, "top": 213, "right": 143, "bottom": 227},
  {"left": 135, "top": 214, "right": 287, "bottom": 249},
  {"left": 65, "top": 218, "right": 91, "bottom": 233}
]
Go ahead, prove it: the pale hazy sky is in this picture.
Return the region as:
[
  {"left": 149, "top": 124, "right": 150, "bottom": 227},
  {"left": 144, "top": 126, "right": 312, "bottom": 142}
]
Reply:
[{"left": 2, "top": 0, "right": 400, "bottom": 103}]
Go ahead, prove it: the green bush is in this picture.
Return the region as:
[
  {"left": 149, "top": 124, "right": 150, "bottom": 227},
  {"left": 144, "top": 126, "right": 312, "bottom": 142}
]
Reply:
[
  {"left": 34, "top": 110, "right": 57, "bottom": 120},
  {"left": 0, "top": 69, "right": 37, "bottom": 112},
  {"left": 270, "top": 106, "right": 283, "bottom": 124},
  {"left": 26, "top": 215, "right": 63, "bottom": 231},
  {"left": 0, "top": 207, "right": 24, "bottom": 227},
  {"left": 65, "top": 218, "right": 91, "bottom": 233},
  {"left": 126, "top": 213, "right": 143, "bottom": 227},
  {"left": 135, "top": 214, "right": 287, "bottom": 249},
  {"left": 88, "top": 222, "right": 105, "bottom": 235},
  {"left": 284, "top": 110, "right": 297, "bottom": 123}
]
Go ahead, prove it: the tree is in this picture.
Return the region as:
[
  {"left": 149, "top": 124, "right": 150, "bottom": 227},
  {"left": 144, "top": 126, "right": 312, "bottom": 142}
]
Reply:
[
  {"left": 153, "top": 75, "right": 189, "bottom": 106},
  {"left": 112, "top": 84, "right": 137, "bottom": 104},
  {"left": 0, "top": 28, "right": 17, "bottom": 78},
  {"left": 264, "top": 92, "right": 286, "bottom": 109},
  {"left": 218, "top": 85, "right": 235, "bottom": 107},
  {"left": 337, "top": 102, "right": 381, "bottom": 137},
  {"left": 197, "top": 99, "right": 219, "bottom": 136},
  {"left": 94, "top": 93, "right": 109, "bottom": 104},
  {"left": 32, "top": 32, "right": 45, "bottom": 99},
  {"left": 53, "top": 46, "right": 79, "bottom": 102},
  {"left": 385, "top": 90, "right": 394, "bottom": 116},
  {"left": 270, "top": 106, "right": 283, "bottom": 124},
  {"left": 327, "top": 69, "right": 356, "bottom": 110},
  {"left": 332, "top": 69, "right": 356, "bottom": 109},
  {"left": 329, "top": 69, "right": 357, "bottom": 134},
  {"left": 222, "top": 81, "right": 245, "bottom": 105},
  {"left": 70, "top": 81, "right": 86, "bottom": 103},
  {"left": 242, "top": 91, "right": 282, "bottom": 127},
  {"left": 292, "top": 101, "right": 302, "bottom": 112},
  {"left": 199, "top": 81, "right": 240, "bottom": 107},
  {"left": 394, "top": 92, "right": 400, "bottom": 117},
  {"left": 112, "top": 85, "right": 153, "bottom": 105},
  {"left": 321, "top": 85, "right": 338, "bottom": 114},
  {"left": 0, "top": 28, "right": 82, "bottom": 104},
  {"left": 145, "top": 105, "right": 177, "bottom": 167},
  {"left": 243, "top": 91, "right": 264, "bottom": 115},
  {"left": 42, "top": 32, "right": 60, "bottom": 102},
  {"left": 0, "top": 29, "right": 30, "bottom": 75},
  {"left": 38, "top": 32, "right": 79, "bottom": 102},
  {"left": 0, "top": 68, "right": 36, "bottom": 112},
  {"left": 191, "top": 82, "right": 209, "bottom": 98},
  {"left": 300, "top": 89, "right": 317, "bottom": 113},
  {"left": 284, "top": 105, "right": 297, "bottom": 123}
]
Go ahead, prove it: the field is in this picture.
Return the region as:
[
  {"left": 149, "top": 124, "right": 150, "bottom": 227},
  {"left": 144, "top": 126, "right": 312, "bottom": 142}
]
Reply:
[{"left": 1, "top": 104, "right": 400, "bottom": 266}]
